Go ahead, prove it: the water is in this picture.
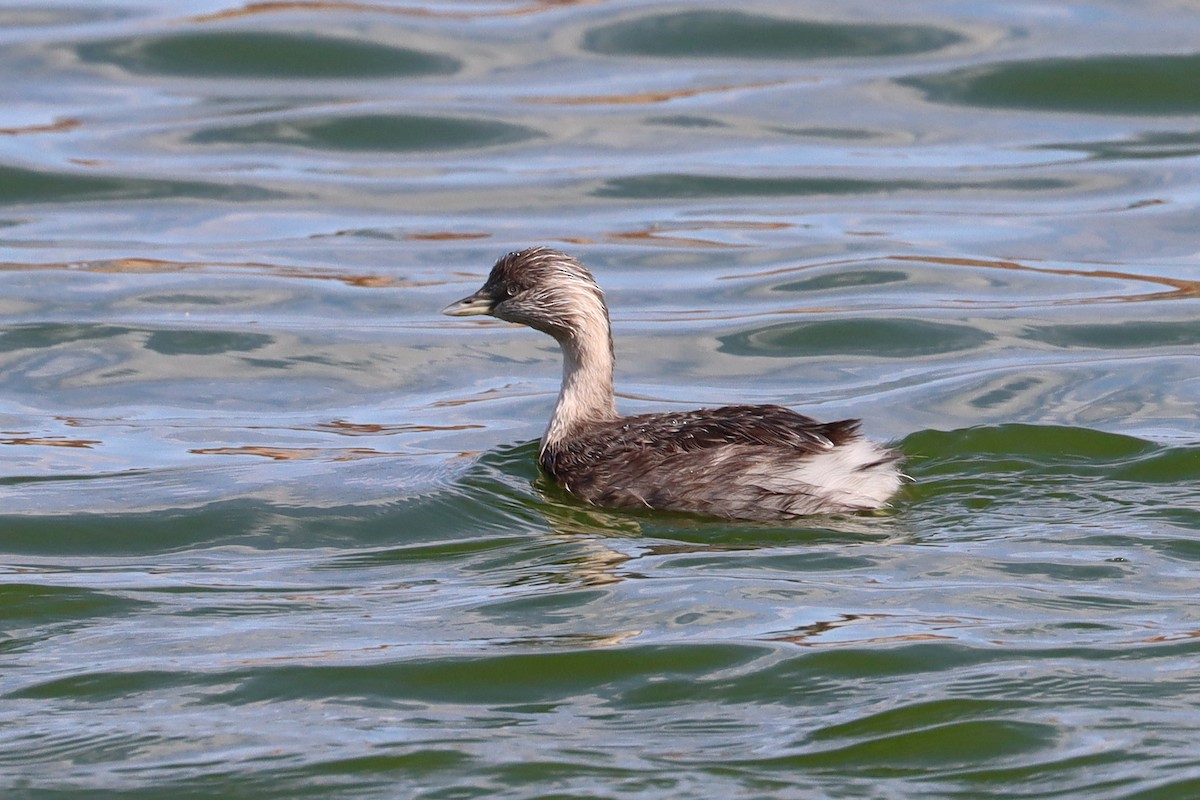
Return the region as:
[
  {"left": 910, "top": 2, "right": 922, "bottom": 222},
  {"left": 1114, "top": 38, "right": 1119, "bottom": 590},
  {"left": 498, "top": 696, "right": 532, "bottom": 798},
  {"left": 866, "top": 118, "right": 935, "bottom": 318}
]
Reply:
[{"left": 2, "top": 1, "right": 1199, "bottom": 797}]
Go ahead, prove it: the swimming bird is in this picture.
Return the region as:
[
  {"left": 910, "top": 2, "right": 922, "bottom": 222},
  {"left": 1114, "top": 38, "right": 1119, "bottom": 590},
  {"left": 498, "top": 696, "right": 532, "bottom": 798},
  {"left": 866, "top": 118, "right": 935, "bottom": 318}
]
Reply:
[{"left": 442, "top": 247, "right": 903, "bottom": 520}]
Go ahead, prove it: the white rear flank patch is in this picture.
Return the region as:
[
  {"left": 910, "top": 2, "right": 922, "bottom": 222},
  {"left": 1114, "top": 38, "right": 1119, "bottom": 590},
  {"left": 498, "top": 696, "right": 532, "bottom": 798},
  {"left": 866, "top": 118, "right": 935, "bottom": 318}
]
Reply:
[{"left": 748, "top": 436, "right": 902, "bottom": 509}]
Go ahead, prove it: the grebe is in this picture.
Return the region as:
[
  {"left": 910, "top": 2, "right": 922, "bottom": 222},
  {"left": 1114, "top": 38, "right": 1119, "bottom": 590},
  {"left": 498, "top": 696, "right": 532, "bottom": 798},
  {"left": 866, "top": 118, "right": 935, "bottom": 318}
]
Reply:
[{"left": 442, "top": 247, "right": 903, "bottom": 520}]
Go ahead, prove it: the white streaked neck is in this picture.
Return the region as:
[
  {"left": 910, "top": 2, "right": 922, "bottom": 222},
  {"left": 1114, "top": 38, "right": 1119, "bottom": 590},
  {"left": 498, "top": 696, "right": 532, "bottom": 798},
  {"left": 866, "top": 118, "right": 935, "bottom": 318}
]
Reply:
[{"left": 541, "top": 310, "right": 617, "bottom": 450}]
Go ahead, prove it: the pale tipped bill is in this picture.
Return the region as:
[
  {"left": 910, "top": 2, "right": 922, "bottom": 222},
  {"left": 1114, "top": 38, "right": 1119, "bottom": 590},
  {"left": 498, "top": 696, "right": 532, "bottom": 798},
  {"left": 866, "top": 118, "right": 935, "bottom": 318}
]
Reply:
[{"left": 441, "top": 289, "right": 496, "bottom": 317}]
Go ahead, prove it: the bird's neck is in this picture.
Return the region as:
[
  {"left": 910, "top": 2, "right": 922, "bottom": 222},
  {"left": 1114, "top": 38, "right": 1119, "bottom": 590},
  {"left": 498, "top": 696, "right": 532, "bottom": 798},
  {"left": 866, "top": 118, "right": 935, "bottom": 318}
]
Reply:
[{"left": 542, "top": 312, "right": 617, "bottom": 450}]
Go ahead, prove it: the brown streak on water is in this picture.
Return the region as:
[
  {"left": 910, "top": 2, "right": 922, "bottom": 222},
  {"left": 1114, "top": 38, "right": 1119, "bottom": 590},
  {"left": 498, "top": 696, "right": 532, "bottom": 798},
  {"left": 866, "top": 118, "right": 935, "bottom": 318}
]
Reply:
[
  {"left": 189, "top": 445, "right": 399, "bottom": 461},
  {"left": 896, "top": 255, "right": 1200, "bottom": 302},
  {"left": 609, "top": 220, "right": 791, "bottom": 248},
  {"left": 191, "top": 0, "right": 601, "bottom": 23},
  {"left": 0, "top": 258, "right": 434, "bottom": 289},
  {"left": 526, "top": 79, "right": 792, "bottom": 106},
  {"left": 309, "top": 419, "right": 486, "bottom": 436},
  {"left": 405, "top": 232, "right": 491, "bottom": 241},
  {"left": 0, "top": 436, "right": 101, "bottom": 448},
  {"left": 0, "top": 118, "right": 81, "bottom": 136},
  {"left": 723, "top": 253, "right": 1198, "bottom": 304}
]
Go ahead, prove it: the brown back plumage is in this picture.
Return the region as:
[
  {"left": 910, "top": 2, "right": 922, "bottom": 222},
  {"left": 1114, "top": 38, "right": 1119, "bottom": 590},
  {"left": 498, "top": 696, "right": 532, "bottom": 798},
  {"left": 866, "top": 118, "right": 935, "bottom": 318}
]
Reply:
[{"left": 540, "top": 404, "right": 898, "bottom": 520}]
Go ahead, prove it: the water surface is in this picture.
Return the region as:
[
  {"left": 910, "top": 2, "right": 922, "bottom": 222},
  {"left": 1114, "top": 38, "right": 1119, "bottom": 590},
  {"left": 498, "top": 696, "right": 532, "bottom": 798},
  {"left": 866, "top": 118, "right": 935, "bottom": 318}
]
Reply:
[{"left": 2, "top": 1, "right": 1199, "bottom": 798}]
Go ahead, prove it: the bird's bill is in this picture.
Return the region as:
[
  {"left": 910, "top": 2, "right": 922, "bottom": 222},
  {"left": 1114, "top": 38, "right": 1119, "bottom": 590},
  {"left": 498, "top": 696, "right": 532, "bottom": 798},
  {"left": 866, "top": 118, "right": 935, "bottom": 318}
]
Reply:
[{"left": 441, "top": 290, "right": 495, "bottom": 317}]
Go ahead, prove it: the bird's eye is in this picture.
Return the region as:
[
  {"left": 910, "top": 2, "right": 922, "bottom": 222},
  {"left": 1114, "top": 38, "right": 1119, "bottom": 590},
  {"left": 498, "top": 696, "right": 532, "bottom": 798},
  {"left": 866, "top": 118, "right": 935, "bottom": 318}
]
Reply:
[{"left": 505, "top": 285, "right": 519, "bottom": 297}]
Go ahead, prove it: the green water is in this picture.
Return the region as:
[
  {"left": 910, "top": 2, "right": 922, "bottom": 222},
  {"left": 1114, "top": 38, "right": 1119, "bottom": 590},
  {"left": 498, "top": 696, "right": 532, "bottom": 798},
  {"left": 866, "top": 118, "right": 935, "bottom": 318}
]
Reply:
[{"left": 2, "top": 2, "right": 1198, "bottom": 798}]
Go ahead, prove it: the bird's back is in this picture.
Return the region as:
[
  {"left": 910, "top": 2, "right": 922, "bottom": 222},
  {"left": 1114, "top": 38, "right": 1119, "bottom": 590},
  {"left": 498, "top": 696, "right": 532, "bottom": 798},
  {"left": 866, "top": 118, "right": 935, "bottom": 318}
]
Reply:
[{"left": 540, "top": 405, "right": 902, "bottom": 520}]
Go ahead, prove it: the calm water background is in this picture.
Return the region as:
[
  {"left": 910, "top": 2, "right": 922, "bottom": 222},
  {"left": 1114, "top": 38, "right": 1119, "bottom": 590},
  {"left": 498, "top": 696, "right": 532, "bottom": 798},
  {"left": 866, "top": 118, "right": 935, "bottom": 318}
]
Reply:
[{"left": 2, "top": 1, "right": 1199, "bottom": 797}]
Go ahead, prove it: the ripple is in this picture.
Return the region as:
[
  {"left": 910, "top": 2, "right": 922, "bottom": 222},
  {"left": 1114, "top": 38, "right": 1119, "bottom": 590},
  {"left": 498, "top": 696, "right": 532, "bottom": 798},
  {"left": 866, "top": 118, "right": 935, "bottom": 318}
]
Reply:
[
  {"left": 191, "top": 113, "right": 539, "bottom": 152},
  {"left": 0, "top": 584, "right": 147, "bottom": 625},
  {"left": 1041, "top": 130, "right": 1200, "bottom": 161},
  {"left": 904, "top": 424, "right": 1155, "bottom": 473},
  {"left": 594, "top": 173, "right": 1075, "bottom": 199},
  {"left": 8, "top": 669, "right": 195, "bottom": 701},
  {"left": 810, "top": 696, "right": 1032, "bottom": 741},
  {"left": 0, "top": 6, "right": 125, "bottom": 28},
  {"left": 0, "top": 165, "right": 280, "bottom": 205},
  {"left": 774, "top": 270, "right": 910, "bottom": 293},
  {"left": 1111, "top": 444, "right": 1200, "bottom": 485},
  {"left": 143, "top": 330, "right": 272, "bottom": 356},
  {"left": 748, "top": 719, "right": 1059, "bottom": 770},
  {"left": 0, "top": 322, "right": 130, "bottom": 353},
  {"left": 901, "top": 53, "right": 1200, "bottom": 115},
  {"left": 75, "top": 31, "right": 461, "bottom": 79},
  {"left": 584, "top": 11, "right": 963, "bottom": 59},
  {"left": 1025, "top": 319, "right": 1200, "bottom": 350},
  {"left": 195, "top": 644, "right": 768, "bottom": 705},
  {"left": 719, "top": 318, "right": 992, "bottom": 359},
  {"left": 899, "top": 424, "right": 1200, "bottom": 531}
]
